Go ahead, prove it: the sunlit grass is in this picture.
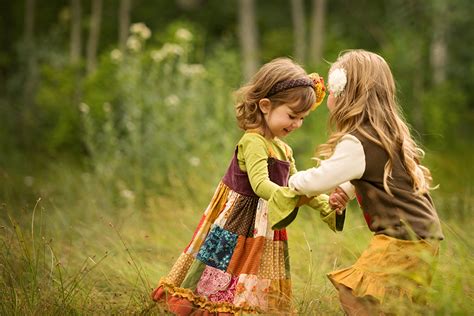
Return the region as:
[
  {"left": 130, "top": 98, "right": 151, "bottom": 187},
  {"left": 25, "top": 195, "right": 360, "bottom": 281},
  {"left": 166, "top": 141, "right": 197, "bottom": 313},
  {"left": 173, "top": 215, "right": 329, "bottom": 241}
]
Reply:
[{"left": 1, "top": 168, "right": 472, "bottom": 315}]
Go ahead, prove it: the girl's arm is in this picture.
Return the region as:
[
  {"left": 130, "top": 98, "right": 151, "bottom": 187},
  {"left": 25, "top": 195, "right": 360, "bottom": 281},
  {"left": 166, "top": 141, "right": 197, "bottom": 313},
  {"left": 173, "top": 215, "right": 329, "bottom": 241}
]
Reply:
[
  {"left": 238, "top": 133, "right": 283, "bottom": 200},
  {"left": 289, "top": 134, "right": 366, "bottom": 197}
]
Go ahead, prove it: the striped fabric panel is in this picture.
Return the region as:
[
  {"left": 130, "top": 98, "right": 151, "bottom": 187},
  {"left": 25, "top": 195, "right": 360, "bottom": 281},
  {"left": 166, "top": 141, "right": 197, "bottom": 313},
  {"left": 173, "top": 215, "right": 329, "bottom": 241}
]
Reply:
[
  {"left": 226, "top": 236, "right": 265, "bottom": 275},
  {"left": 213, "top": 190, "right": 239, "bottom": 228}
]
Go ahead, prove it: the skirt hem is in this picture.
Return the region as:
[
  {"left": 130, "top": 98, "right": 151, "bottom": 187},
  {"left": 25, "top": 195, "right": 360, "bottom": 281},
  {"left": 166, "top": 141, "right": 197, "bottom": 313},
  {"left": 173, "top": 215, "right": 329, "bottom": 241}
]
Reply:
[{"left": 152, "top": 278, "right": 261, "bottom": 315}]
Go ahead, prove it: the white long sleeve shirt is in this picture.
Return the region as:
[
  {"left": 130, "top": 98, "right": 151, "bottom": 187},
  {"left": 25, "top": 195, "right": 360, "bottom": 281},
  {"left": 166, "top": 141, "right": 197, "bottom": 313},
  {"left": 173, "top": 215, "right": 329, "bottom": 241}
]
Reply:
[{"left": 288, "top": 134, "right": 366, "bottom": 199}]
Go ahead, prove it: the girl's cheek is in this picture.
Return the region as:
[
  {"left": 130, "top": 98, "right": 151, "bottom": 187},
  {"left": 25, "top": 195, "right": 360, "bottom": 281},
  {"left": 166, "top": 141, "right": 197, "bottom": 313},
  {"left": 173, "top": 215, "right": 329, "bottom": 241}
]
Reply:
[{"left": 327, "top": 94, "right": 335, "bottom": 112}]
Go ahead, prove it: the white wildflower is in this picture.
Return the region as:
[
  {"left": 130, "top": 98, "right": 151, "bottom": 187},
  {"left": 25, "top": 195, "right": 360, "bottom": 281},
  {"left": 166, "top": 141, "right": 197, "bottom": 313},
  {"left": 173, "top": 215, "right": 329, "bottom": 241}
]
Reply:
[
  {"left": 24, "top": 176, "right": 34, "bottom": 187},
  {"left": 165, "top": 95, "right": 180, "bottom": 107},
  {"left": 120, "top": 189, "right": 135, "bottom": 201},
  {"left": 189, "top": 156, "right": 201, "bottom": 167},
  {"left": 103, "top": 102, "right": 112, "bottom": 113},
  {"left": 110, "top": 49, "right": 122, "bottom": 62},
  {"left": 163, "top": 43, "right": 184, "bottom": 56},
  {"left": 150, "top": 49, "right": 166, "bottom": 62},
  {"left": 151, "top": 44, "right": 183, "bottom": 63},
  {"left": 328, "top": 68, "right": 347, "bottom": 97},
  {"left": 176, "top": 28, "right": 193, "bottom": 42},
  {"left": 79, "top": 102, "right": 90, "bottom": 113},
  {"left": 179, "top": 64, "right": 206, "bottom": 77},
  {"left": 130, "top": 22, "right": 151, "bottom": 40},
  {"left": 126, "top": 36, "right": 142, "bottom": 52}
]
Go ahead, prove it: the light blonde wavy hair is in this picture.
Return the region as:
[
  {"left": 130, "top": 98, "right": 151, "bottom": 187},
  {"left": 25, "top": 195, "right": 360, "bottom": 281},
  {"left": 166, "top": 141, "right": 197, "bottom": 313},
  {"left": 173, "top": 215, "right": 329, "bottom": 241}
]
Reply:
[
  {"left": 318, "top": 50, "right": 434, "bottom": 195},
  {"left": 235, "top": 58, "right": 316, "bottom": 132}
]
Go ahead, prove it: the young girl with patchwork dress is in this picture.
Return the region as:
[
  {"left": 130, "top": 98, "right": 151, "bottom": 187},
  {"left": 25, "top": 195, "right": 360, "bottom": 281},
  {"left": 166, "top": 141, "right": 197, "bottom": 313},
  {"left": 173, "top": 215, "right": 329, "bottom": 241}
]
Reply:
[
  {"left": 151, "top": 57, "right": 343, "bottom": 315},
  {"left": 271, "top": 50, "right": 444, "bottom": 315}
]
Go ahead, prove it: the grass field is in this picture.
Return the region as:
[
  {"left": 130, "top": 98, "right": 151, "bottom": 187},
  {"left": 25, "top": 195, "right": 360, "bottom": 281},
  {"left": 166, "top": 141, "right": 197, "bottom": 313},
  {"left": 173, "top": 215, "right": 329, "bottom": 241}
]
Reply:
[{"left": 1, "top": 155, "right": 473, "bottom": 315}]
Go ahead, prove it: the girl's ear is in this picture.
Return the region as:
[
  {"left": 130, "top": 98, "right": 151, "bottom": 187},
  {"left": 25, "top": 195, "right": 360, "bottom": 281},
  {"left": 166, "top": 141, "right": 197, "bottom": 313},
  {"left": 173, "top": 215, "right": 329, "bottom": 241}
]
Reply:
[{"left": 258, "top": 98, "right": 272, "bottom": 114}]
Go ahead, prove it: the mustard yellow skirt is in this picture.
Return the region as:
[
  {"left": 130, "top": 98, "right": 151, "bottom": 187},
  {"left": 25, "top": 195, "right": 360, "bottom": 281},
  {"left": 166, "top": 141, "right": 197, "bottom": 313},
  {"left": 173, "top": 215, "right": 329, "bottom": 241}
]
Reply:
[{"left": 327, "top": 234, "right": 439, "bottom": 304}]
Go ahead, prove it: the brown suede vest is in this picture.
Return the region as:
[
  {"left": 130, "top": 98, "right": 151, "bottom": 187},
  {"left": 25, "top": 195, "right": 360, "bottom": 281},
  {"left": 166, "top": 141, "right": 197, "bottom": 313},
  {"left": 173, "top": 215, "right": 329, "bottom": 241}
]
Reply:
[{"left": 350, "top": 130, "right": 444, "bottom": 240}]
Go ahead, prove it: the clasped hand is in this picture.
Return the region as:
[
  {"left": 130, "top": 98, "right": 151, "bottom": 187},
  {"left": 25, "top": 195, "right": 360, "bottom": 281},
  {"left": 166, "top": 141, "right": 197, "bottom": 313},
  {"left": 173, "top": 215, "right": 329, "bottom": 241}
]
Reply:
[{"left": 296, "top": 186, "right": 349, "bottom": 215}]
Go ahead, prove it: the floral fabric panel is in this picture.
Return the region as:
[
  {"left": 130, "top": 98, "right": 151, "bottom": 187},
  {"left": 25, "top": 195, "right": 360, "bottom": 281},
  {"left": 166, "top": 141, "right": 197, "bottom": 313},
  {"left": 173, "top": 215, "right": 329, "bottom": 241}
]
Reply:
[
  {"left": 196, "top": 225, "right": 238, "bottom": 271},
  {"left": 196, "top": 265, "right": 238, "bottom": 303},
  {"left": 166, "top": 253, "right": 195, "bottom": 286},
  {"left": 233, "top": 274, "right": 271, "bottom": 311},
  {"left": 254, "top": 199, "right": 273, "bottom": 239},
  {"left": 208, "top": 276, "right": 238, "bottom": 303},
  {"left": 214, "top": 190, "right": 239, "bottom": 228}
]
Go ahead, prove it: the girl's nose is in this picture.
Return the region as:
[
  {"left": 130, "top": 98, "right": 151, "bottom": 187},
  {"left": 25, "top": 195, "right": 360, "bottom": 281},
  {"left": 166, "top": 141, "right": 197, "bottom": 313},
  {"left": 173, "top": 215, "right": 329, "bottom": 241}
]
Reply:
[{"left": 293, "top": 119, "right": 303, "bottom": 129}]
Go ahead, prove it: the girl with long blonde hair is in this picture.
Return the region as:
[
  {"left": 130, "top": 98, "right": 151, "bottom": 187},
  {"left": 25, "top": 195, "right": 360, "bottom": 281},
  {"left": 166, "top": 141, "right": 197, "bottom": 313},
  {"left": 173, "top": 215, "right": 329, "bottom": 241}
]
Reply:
[{"left": 276, "top": 50, "right": 444, "bottom": 314}]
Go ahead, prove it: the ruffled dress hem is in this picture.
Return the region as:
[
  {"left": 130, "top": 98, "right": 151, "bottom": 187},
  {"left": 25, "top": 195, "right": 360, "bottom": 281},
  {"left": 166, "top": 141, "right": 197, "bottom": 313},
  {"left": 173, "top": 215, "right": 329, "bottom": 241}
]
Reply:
[
  {"left": 153, "top": 278, "right": 261, "bottom": 315},
  {"left": 327, "top": 234, "right": 440, "bottom": 304},
  {"left": 327, "top": 266, "right": 413, "bottom": 304}
]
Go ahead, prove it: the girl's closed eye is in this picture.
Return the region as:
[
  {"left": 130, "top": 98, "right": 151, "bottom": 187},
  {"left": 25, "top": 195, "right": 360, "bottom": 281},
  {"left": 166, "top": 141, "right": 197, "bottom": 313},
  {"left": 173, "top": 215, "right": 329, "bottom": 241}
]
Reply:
[{"left": 288, "top": 112, "right": 305, "bottom": 120}]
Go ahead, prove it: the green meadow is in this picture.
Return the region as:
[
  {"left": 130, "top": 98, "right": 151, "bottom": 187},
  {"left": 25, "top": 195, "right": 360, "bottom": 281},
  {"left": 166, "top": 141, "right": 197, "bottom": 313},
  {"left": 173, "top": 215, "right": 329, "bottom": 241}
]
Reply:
[
  {"left": 1, "top": 149, "right": 472, "bottom": 315},
  {"left": 2, "top": 1, "right": 474, "bottom": 314}
]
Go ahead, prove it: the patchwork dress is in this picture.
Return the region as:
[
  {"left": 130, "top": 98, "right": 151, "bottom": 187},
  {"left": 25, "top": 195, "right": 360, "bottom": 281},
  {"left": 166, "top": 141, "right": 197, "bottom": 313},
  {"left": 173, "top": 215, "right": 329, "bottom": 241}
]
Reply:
[{"left": 152, "top": 139, "right": 298, "bottom": 314}]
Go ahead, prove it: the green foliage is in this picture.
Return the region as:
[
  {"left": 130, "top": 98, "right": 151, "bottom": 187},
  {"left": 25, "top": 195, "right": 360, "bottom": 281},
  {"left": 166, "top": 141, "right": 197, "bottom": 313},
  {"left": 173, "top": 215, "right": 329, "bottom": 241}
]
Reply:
[
  {"left": 35, "top": 63, "right": 82, "bottom": 153},
  {"left": 421, "top": 82, "right": 468, "bottom": 146},
  {"left": 80, "top": 25, "right": 241, "bottom": 209}
]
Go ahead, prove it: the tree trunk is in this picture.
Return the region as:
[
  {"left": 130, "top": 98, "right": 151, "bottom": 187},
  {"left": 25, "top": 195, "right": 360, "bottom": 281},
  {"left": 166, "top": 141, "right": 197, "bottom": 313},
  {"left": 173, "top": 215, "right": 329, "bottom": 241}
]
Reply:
[
  {"left": 70, "top": 0, "right": 82, "bottom": 64},
  {"left": 412, "top": 43, "right": 424, "bottom": 133},
  {"left": 87, "top": 0, "right": 103, "bottom": 74},
  {"left": 291, "top": 0, "right": 305, "bottom": 63},
  {"left": 238, "top": 0, "right": 258, "bottom": 81},
  {"left": 119, "top": 0, "right": 131, "bottom": 52},
  {"left": 176, "top": 0, "right": 203, "bottom": 10},
  {"left": 430, "top": 0, "right": 448, "bottom": 85},
  {"left": 309, "top": 0, "right": 326, "bottom": 65},
  {"left": 23, "top": 0, "right": 36, "bottom": 109}
]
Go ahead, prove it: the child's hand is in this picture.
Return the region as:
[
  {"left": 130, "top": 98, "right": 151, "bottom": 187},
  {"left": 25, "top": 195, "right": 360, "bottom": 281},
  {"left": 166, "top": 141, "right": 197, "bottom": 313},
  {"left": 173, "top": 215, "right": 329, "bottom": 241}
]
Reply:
[{"left": 329, "top": 187, "right": 349, "bottom": 215}]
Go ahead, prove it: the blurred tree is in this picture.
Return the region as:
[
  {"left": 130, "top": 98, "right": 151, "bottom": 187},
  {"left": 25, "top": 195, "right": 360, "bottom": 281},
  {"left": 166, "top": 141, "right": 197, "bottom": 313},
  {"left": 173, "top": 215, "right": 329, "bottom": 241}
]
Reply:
[
  {"left": 430, "top": 0, "right": 447, "bottom": 85},
  {"left": 176, "top": 0, "right": 204, "bottom": 11},
  {"left": 70, "top": 0, "right": 82, "bottom": 64},
  {"left": 0, "top": 0, "right": 472, "bottom": 157},
  {"left": 23, "top": 0, "right": 36, "bottom": 110},
  {"left": 310, "top": 0, "right": 325, "bottom": 65},
  {"left": 118, "top": 0, "right": 131, "bottom": 52},
  {"left": 238, "top": 0, "right": 258, "bottom": 80},
  {"left": 86, "top": 0, "right": 102, "bottom": 74},
  {"left": 291, "top": 0, "right": 306, "bottom": 63}
]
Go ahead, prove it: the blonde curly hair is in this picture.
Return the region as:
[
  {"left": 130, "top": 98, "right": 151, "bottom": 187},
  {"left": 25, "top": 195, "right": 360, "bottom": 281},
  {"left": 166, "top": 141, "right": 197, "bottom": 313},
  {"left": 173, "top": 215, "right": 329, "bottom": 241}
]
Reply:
[
  {"left": 235, "top": 58, "right": 316, "bottom": 131},
  {"left": 318, "top": 50, "right": 434, "bottom": 195}
]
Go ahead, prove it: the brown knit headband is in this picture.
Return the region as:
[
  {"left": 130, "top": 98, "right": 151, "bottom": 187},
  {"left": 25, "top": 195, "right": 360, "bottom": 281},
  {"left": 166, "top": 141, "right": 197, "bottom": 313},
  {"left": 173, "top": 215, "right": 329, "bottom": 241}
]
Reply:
[{"left": 266, "top": 78, "right": 314, "bottom": 97}]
